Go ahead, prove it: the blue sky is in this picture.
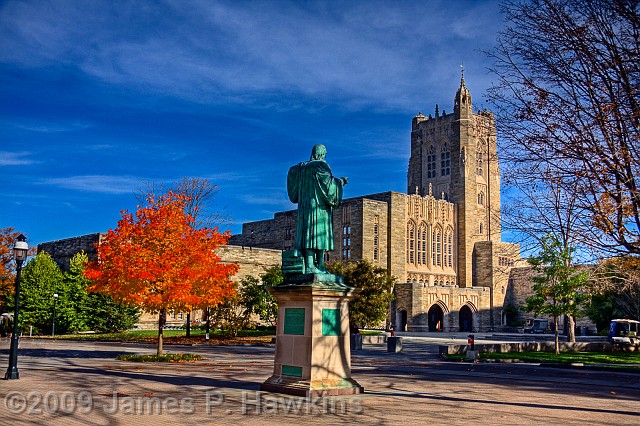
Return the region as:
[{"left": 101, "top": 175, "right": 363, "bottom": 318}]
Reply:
[{"left": 1, "top": 0, "right": 505, "bottom": 247}]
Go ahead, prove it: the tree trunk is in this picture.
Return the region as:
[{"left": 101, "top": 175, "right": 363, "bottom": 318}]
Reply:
[
  {"left": 205, "top": 307, "right": 210, "bottom": 341},
  {"left": 186, "top": 312, "right": 191, "bottom": 338},
  {"left": 567, "top": 315, "right": 576, "bottom": 343},
  {"left": 553, "top": 316, "right": 559, "bottom": 355},
  {"left": 157, "top": 310, "right": 165, "bottom": 356}
]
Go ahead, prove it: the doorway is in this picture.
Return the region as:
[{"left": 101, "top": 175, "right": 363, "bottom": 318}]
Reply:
[
  {"left": 428, "top": 304, "right": 444, "bottom": 332},
  {"left": 459, "top": 305, "right": 473, "bottom": 332}
]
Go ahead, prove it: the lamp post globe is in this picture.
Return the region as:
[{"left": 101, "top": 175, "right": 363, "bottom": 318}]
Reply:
[{"left": 5, "top": 234, "right": 28, "bottom": 380}]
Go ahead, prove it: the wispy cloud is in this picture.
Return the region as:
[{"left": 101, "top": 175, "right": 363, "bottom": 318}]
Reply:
[
  {"left": 0, "top": 1, "right": 503, "bottom": 111},
  {"left": 10, "top": 121, "right": 92, "bottom": 133},
  {"left": 0, "top": 151, "right": 36, "bottom": 166},
  {"left": 41, "top": 175, "right": 141, "bottom": 194}
]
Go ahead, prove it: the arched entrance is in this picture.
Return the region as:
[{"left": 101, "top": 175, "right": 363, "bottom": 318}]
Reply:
[
  {"left": 428, "top": 304, "right": 444, "bottom": 332},
  {"left": 459, "top": 305, "right": 473, "bottom": 332}
]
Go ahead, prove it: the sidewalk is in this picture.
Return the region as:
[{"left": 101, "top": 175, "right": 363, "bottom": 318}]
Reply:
[{"left": 1, "top": 339, "right": 639, "bottom": 425}]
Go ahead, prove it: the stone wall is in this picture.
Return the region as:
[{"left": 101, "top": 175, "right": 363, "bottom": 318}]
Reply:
[
  {"left": 440, "top": 341, "right": 637, "bottom": 355},
  {"left": 37, "top": 233, "right": 105, "bottom": 270},
  {"left": 217, "top": 245, "right": 282, "bottom": 282}
]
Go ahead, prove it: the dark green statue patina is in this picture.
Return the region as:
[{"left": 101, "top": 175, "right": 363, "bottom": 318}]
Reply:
[{"left": 287, "top": 144, "right": 348, "bottom": 275}]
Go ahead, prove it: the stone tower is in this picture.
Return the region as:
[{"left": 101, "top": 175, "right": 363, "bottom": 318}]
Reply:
[{"left": 407, "top": 75, "right": 501, "bottom": 288}]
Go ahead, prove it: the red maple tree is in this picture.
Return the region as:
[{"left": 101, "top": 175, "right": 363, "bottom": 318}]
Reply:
[
  {"left": 84, "top": 192, "right": 238, "bottom": 355},
  {"left": 1, "top": 227, "right": 36, "bottom": 309}
]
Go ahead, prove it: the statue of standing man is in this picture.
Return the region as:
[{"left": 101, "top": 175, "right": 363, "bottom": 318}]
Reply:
[{"left": 287, "top": 144, "right": 348, "bottom": 274}]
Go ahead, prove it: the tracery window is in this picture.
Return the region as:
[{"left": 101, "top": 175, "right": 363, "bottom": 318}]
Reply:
[
  {"left": 445, "top": 228, "right": 453, "bottom": 268},
  {"left": 417, "top": 224, "right": 427, "bottom": 265},
  {"left": 407, "top": 222, "right": 416, "bottom": 264},
  {"left": 432, "top": 227, "right": 442, "bottom": 267}
]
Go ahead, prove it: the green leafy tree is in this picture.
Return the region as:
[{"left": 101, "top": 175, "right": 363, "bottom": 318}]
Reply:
[
  {"left": 66, "top": 252, "right": 140, "bottom": 332},
  {"left": 209, "top": 285, "right": 247, "bottom": 337},
  {"left": 84, "top": 293, "right": 140, "bottom": 332},
  {"left": 327, "top": 260, "right": 396, "bottom": 329},
  {"left": 240, "top": 266, "right": 281, "bottom": 327},
  {"left": 1, "top": 227, "right": 36, "bottom": 312},
  {"left": 525, "top": 235, "right": 589, "bottom": 353},
  {"left": 13, "top": 252, "right": 67, "bottom": 334}
]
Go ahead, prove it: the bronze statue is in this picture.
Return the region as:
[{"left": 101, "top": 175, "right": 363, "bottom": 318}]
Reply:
[{"left": 287, "top": 144, "right": 348, "bottom": 274}]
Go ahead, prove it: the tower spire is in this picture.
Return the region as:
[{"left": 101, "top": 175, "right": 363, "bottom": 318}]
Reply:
[{"left": 454, "top": 65, "right": 471, "bottom": 117}]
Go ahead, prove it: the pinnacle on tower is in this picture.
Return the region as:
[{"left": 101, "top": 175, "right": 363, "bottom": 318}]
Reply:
[{"left": 454, "top": 69, "right": 472, "bottom": 117}]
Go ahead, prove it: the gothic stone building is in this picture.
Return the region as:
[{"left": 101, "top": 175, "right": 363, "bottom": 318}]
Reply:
[{"left": 231, "top": 77, "right": 523, "bottom": 332}]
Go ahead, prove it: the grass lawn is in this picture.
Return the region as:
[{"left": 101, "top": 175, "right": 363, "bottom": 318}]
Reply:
[{"left": 446, "top": 351, "right": 640, "bottom": 366}]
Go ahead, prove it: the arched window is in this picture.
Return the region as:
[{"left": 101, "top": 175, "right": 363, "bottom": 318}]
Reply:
[
  {"left": 407, "top": 222, "right": 416, "bottom": 264},
  {"left": 417, "top": 224, "right": 427, "bottom": 265},
  {"left": 478, "top": 191, "right": 484, "bottom": 206},
  {"left": 426, "top": 146, "right": 436, "bottom": 178},
  {"left": 432, "top": 227, "right": 442, "bottom": 266},
  {"left": 445, "top": 228, "right": 453, "bottom": 268},
  {"left": 441, "top": 145, "right": 450, "bottom": 176}
]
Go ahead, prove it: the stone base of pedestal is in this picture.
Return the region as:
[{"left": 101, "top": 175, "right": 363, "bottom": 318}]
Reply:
[
  {"left": 387, "top": 336, "right": 403, "bottom": 352},
  {"left": 260, "top": 376, "right": 363, "bottom": 397}
]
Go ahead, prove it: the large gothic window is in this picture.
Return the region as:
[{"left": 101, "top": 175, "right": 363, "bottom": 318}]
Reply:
[
  {"left": 407, "top": 222, "right": 416, "bottom": 264},
  {"left": 427, "top": 146, "right": 436, "bottom": 178},
  {"left": 418, "top": 224, "right": 427, "bottom": 265},
  {"left": 432, "top": 227, "right": 442, "bottom": 267},
  {"left": 440, "top": 145, "right": 450, "bottom": 176},
  {"left": 445, "top": 228, "right": 453, "bottom": 268}
]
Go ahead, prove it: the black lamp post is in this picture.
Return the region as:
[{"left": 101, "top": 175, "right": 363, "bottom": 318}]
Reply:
[
  {"left": 5, "top": 234, "right": 28, "bottom": 380},
  {"left": 52, "top": 293, "right": 58, "bottom": 337}
]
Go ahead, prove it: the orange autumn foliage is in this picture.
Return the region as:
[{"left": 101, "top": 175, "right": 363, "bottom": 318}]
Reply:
[{"left": 84, "top": 192, "right": 238, "bottom": 315}]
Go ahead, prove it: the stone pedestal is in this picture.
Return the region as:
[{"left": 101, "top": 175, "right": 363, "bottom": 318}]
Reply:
[
  {"left": 260, "top": 273, "right": 364, "bottom": 397},
  {"left": 350, "top": 333, "right": 363, "bottom": 351},
  {"left": 387, "top": 336, "right": 403, "bottom": 353}
]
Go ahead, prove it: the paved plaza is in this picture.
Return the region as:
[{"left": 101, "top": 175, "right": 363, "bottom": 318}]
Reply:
[{"left": 1, "top": 335, "right": 639, "bottom": 425}]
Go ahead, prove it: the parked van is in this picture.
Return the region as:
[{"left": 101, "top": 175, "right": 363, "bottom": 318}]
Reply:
[
  {"left": 608, "top": 319, "right": 640, "bottom": 345},
  {"left": 524, "top": 318, "right": 550, "bottom": 334}
]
